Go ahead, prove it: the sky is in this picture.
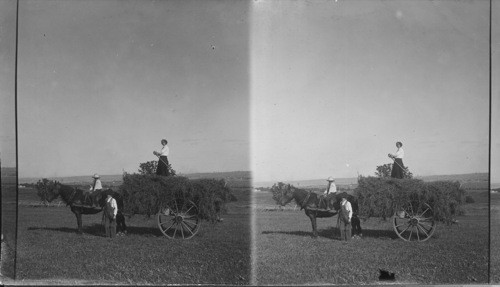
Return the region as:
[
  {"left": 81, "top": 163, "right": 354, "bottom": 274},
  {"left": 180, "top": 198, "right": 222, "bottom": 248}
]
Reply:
[
  {"left": 15, "top": 0, "right": 250, "bottom": 178},
  {"left": 251, "top": 0, "right": 492, "bottom": 183},
  {"left": 493, "top": 0, "right": 500, "bottom": 185},
  {"left": 1, "top": 0, "right": 498, "bottom": 183},
  {"left": 0, "top": 0, "right": 16, "bottom": 168}
]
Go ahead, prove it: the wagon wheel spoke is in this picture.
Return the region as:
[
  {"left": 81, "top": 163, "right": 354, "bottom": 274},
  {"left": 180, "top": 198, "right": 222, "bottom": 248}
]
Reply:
[
  {"left": 160, "top": 220, "right": 176, "bottom": 232},
  {"left": 181, "top": 221, "right": 195, "bottom": 236},
  {"left": 394, "top": 223, "right": 407, "bottom": 229},
  {"left": 183, "top": 215, "right": 197, "bottom": 225},
  {"left": 184, "top": 217, "right": 200, "bottom": 232},
  {"left": 419, "top": 217, "right": 434, "bottom": 222},
  {"left": 182, "top": 219, "right": 196, "bottom": 231},
  {"left": 408, "top": 227, "right": 413, "bottom": 241},
  {"left": 419, "top": 207, "right": 430, "bottom": 218},
  {"left": 416, "top": 226, "right": 420, "bottom": 241},
  {"left": 179, "top": 221, "right": 185, "bottom": 239},
  {"left": 183, "top": 214, "right": 199, "bottom": 221},
  {"left": 419, "top": 219, "right": 433, "bottom": 227},
  {"left": 172, "top": 223, "right": 179, "bottom": 238},
  {"left": 179, "top": 205, "right": 195, "bottom": 217},
  {"left": 184, "top": 205, "right": 195, "bottom": 215},
  {"left": 416, "top": 223, "right": 430, "bottom": 238},
  {"left": 419, "top": 218, "right": 434, "bottom": 226},
  {"left": 422, "top": 224, "right": 435, "bottom": 236},
  {"left": 398, "top": 224, "right": 411, "bottom": 235}
]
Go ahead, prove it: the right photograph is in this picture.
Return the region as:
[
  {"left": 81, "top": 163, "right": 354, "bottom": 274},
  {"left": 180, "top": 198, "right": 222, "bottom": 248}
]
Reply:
[{"left": 251, "top": 0, "right": 490, "bottom": 285}]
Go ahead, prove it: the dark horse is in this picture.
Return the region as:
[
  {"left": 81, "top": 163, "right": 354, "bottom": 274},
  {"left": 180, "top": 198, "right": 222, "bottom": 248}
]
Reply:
[
  {"left": 279, "top": 187, "right": 357, "bottom": 238},
  {"left": 47, "top": 182, "right": 127, "bottom": 234}
]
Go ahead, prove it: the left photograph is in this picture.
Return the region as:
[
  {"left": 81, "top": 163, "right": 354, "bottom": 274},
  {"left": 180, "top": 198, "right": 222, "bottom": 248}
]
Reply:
[{"left": 10, "top": 0, "right": 251, "bottom": 284}]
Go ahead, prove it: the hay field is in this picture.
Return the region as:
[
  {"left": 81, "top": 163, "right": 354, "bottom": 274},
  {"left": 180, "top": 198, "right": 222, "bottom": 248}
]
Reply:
[
  {"left": 8, "top": 182, "right": 251, "bottom": 285},
  {"left": 253, "top": 189, "right": 488, "bottom": 284}
]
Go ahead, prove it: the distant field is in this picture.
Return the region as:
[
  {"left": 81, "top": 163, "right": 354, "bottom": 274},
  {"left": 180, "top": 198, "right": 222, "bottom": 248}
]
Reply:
[
  {"left": 19, "top": 170, "right": 251, "bottom": 185},
  {"left": 254, "top": 189, "right": 488, "bottom": 284},
  {"left": 1, "top": 167, "right": 16, "bottom": 178}
]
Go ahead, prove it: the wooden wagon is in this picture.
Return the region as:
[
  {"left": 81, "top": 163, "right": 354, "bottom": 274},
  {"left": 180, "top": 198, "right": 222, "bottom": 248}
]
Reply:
[
  {"left": 120, "top": 174, "right": 232, "bottom": 240},
  {"left": 305, "top": 199, "right": 436, "bottom": 242}
]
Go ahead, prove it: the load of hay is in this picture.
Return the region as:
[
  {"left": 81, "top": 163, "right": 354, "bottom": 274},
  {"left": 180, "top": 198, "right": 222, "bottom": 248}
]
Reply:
[
  {"left": 119, "top": 173, "right": 236, "bottom": 222},
  {"left": 355, "top": 176, "right": 466, "bottom": 223}
]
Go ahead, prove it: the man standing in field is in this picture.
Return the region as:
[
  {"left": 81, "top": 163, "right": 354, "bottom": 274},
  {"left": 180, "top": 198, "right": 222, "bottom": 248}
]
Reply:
[
  {"left": 338, "top": 195, "right": 353, "bottom": 241},
  {"left": 103, "top": 194, "right": 118, "bottom": 238}
]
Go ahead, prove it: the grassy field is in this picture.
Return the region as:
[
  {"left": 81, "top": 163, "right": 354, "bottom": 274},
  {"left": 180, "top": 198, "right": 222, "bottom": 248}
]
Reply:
[
  {"left": 491, "top": 192, "right": 500, "bottom": 283},
  {"left": 253, "top": 189, "right": 488, "bottom": 285},
  {"left": 8, "top": 184, "right": 251, "bottom": 285},
  {"left": 1, "top": 168, "right": 17, "bottom": 279}
]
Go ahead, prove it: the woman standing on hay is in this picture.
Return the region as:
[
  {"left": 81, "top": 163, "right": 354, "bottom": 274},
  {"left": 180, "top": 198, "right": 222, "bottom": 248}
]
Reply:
[
  {"left": 154, "top": 138, "right": 170, "bottom": 176},
  {"left": 388, "top": 141, "right": 405, "bottom": 179}
]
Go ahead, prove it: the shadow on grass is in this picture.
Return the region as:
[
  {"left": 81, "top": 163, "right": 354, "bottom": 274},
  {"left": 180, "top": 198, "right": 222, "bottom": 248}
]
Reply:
[
  {"left": 28, "top": 224, "right": 163, "bottom": 237},
  {"left": 262, "top": 227, "right": 398, "bottom": 240}
]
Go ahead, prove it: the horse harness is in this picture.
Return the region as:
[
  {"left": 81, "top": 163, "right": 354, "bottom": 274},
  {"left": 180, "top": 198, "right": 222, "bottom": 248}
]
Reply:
[
  {"left": 68, "top": 188, "right": 77, "bottom": 206},
  {"left": 299, "top": 191, "right": 312, "bottom": 210}
]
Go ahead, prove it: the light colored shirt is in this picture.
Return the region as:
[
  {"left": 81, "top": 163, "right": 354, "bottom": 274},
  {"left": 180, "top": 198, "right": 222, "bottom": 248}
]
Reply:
[
  {"left": 159, "top": 145, "right": 169, "bottom": 157},
  {"left": 106, "top": 197, "right": 118, "bottom": 217},
  {"left": 341, "top": 199, "right": 353, "bottom": 220},
  {"left": 90, "top": 179, "right": 103, "bottom": 191},
  {"left": 323, "top": 182, "right": 337, "bottom": 195},
  {"left": 392, "top": 147, "right": 404, "bottom": 159}
]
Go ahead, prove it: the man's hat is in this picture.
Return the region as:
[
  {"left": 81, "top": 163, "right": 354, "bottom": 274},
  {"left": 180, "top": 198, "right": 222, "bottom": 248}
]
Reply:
[
  {"left": 92, "top": 173, "right": 100, "bottom": 179},
  {"left": 327, "top": 177, "right": 335, "bottom": 182}
]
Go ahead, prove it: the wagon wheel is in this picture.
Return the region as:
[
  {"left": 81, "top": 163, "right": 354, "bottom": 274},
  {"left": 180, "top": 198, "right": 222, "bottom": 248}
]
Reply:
[
  {"left": 157, "top": 199, "right": 200, "bottom": 239},
  {"left": 393, "top": 202, "right": 436, "bottom": 242}
]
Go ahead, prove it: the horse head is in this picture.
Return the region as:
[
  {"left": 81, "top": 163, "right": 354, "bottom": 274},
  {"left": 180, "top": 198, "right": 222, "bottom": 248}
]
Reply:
[
  {"left": 277, "top": 186, "right": 296, "bottom": 206},
  {"left": 44, "top": 181, "right": 62, "bottom": 202}
]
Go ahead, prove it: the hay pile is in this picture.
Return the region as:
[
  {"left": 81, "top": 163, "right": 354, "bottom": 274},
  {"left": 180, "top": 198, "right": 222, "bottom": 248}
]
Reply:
[
  {"left": 119, "top": 174, "right": 235, "bottom": 222},
  {"left": 355, "top": 176, "right": 466, "bottom": 223}
]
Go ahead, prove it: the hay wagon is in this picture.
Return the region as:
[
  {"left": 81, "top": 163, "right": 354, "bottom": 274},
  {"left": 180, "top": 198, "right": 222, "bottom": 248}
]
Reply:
[
  {"left": 307, "top": 197, "right": 437, "bottom": 242},
  {"left": 272, "top": 177, "right": 464, "bottom": 243},
  {"left": 121, "top": 174, "right": 233, "bottom": 240}
]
